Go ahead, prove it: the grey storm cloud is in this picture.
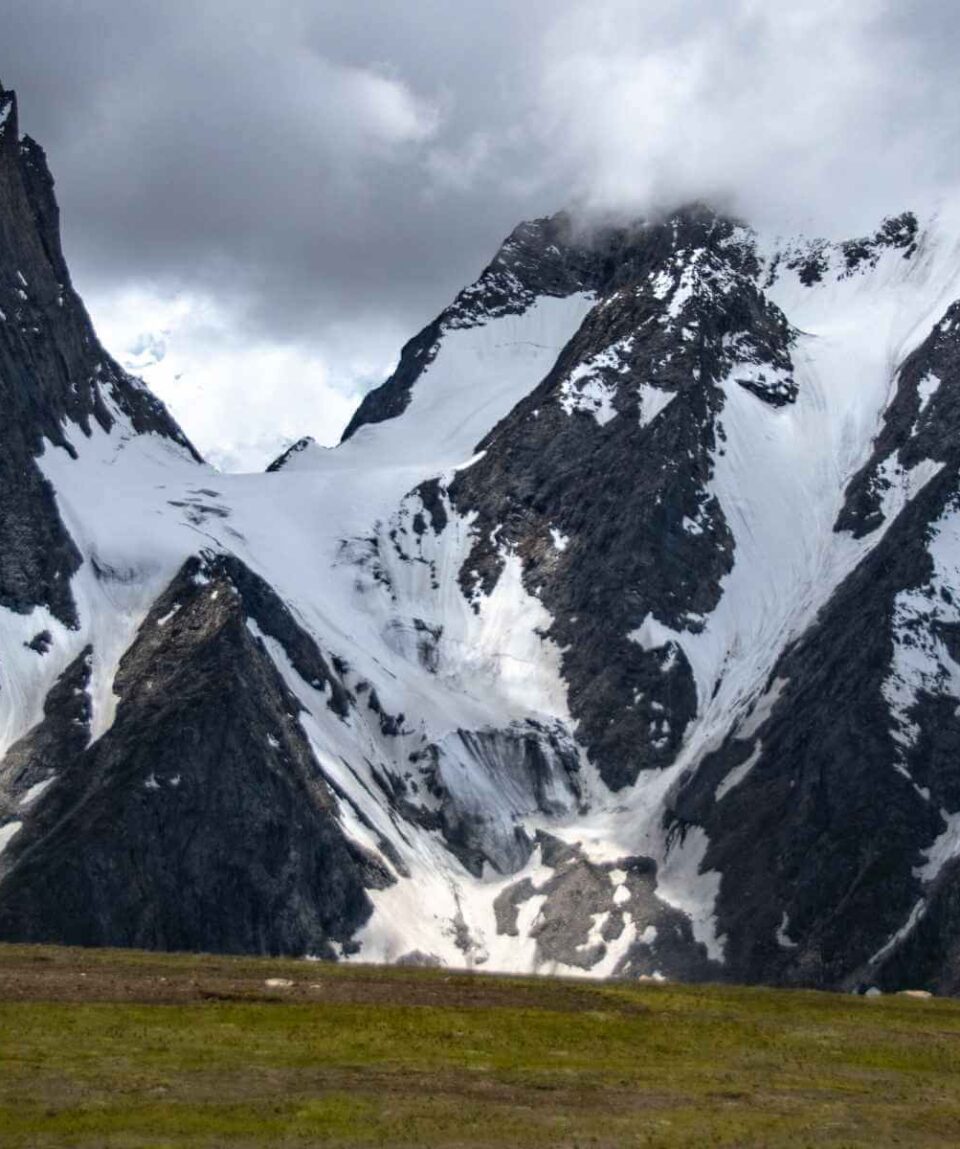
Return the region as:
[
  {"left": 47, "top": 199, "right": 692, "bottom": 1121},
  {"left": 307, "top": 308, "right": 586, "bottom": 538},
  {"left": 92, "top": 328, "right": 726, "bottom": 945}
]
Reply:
[
  {"left": 3, "top": 0, "right": 960, "bottom": 465},
  {"left": 4, "top": 0, "right": 564, "bottom": 346}
]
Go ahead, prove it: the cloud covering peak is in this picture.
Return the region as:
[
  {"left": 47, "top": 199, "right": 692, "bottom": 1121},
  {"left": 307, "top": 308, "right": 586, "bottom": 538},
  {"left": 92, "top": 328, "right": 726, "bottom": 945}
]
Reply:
[{"left": 5, "top": 0, "right": 958, "bottom": 467}]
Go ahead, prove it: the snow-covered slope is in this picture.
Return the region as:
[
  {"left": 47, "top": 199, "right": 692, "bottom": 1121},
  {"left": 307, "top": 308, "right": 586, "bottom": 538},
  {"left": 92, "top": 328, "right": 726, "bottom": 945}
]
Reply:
[{"left": 5, "top": 82, "right": 960, "bottom": 989}]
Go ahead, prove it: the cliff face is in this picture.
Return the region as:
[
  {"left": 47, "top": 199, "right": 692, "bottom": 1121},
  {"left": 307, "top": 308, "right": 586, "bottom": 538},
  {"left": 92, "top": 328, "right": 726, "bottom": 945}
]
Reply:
[
  {"left": 0, "top": 83, "right": 197, "bottom": 626},
  {"left": 0, "top": 87, "right": 385, "bottom": 960},
  {"left": 4, "top": 79, "right": 960, "bottom": 991},
  {"left": 0, "top": 554, "right": 388, "bottom": 955}
]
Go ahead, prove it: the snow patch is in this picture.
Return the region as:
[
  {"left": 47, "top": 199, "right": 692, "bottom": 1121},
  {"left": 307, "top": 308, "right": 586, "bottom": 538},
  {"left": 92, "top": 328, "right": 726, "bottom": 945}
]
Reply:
[
  {"left": 869, "top": 898, "right": 926, "bottom": 965},
  {"left": 0, "top": 822, "right": 23, "bottom": 856},
  {"left": 628, "top": 613, "right": 679, "bottom": 653},
  {"left": 775, "top": 911, "right": 798, "bottom": 949},
  {"left": 715, "top": 742, "right": 763, "bottom": 801},
  {"left": 19, "top": 777, "right": 55, "bottom": 808},
  {"left": 737, "top": 680, "right": 787, "bottom": 741},
  {"left": 558, "top": 335, "right": 635, "bottom": 427},
  {"left": 637, "top": 383, "right": 676, "bottom": 427},
  {"left": 656, "top": 825, "right": 724, "bottom": 962},
  {"left": 917, "top": 372, "right": 941, "bottom": 416},
  {"left": 156, "top": 605, "right": 181, "bottom": 626},
  {"left": 559, "top": 376, "right": 618, "bottom": 425},
  {"left": 884, "top": 499, "right": 960, "bottom": 765},
  {"left": 875, "top": 453, "right": 944, "bottom": 529},
  {"left": 917, "top": 807, "right": 960, "bottom": 884}
]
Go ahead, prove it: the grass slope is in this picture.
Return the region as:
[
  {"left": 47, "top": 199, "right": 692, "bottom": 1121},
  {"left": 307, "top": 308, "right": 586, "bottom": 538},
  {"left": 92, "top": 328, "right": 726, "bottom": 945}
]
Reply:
[{"left": 1, "top": 945, "right": 959, "bottom": 1146}]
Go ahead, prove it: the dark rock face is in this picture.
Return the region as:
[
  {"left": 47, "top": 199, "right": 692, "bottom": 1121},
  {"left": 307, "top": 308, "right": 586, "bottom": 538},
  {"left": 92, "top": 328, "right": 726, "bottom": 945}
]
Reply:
[
  {"left": 0, "top": 646, "right": 92, "bottom": 825},
  {"left": 266, "top": 435, "right": 315, "bottom": 472},
  {"left": 493, "top": 832, "right": 720, "bottom": 979},
  {"left": 207, "top": 552, "right": 353, "bottom": 719},
  {"left": 0, "top": 84, "right": 197, "bottom": 625},
  {"left": 0, "top": 553, "right": 390, "bottom": 956},
  {"left": 446, "top": 208, "right": 794, "bottom": 790},
  {"left": 23, "top": 629, "right": 52, "bottom": 654},
  {"left": 666, "top": 305, "right": 960, "bottom": 991}
]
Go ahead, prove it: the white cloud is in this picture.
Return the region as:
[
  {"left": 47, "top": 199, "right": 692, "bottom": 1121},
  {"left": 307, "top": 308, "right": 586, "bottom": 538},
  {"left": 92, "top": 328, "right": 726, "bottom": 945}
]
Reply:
[
  {"left": 343, "top": 65, "right": 440, "bottom": 148},
  {"left": 8, "top": 0, "right": 960, "bottom": 464},
  {"left": 92, "top": 286, "right": 389, "bottom": 471},
  {"left": 534, "top": 0, "right": 955, "bottom": 232}
]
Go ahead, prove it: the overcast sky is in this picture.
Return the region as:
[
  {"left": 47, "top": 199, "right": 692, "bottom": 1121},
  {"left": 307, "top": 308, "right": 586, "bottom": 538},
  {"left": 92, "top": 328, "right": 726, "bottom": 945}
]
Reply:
[{"left": 5, "top": 0, "right": 958, "bottom": 469}]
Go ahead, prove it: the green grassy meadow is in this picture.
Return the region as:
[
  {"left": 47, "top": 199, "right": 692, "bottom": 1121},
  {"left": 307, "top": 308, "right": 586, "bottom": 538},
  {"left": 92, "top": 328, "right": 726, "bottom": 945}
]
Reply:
[{"left": 1, "top": 944, "right": 959, "bottom": 1146}]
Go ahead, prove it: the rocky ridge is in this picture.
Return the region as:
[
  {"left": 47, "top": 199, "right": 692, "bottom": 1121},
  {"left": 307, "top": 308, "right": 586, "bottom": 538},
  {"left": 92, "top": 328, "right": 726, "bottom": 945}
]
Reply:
[{"left": 3, "top": 80, "right": 960, "bottom": 989}]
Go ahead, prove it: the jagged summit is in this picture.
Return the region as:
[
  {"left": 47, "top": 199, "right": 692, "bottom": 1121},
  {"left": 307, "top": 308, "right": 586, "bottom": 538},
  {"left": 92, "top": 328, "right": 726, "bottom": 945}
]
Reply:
[
  {"left": 0, "top": 85, "right": 198, "bottom": 453},
  {"left": 343, "top": 202, "right": 919, "bottom": 446},
  {"left": 0, "top": 83, "right": 17, "bottom": 146},
  {"left": 341, "top": 203, "right": 760, "bottom": 442},
  {"left": 3, "top": 83, "right": 960, "bottom": 992},
  {"left": 266, "top": 435, "right": 316, "bottom": 473},
  {"left": 0, "top": 84, "right": 199, "bottom": 626}
]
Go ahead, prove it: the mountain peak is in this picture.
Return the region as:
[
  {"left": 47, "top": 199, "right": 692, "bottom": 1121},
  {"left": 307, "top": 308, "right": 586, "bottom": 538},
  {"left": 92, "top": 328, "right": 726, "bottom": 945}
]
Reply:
[
  {"left": 0, "top": 84, "right": 18, "bottom": 153},
  {"left": 0, "top": 84, "right": 200, "bottom": 625},
  {"left": 266, "top": 435, "right": 317, "bottom": 472},
  {"left": 4, "top": 84, "right": 960, "bottom": 992},
  {"left": 342, "top": 202, "right": 769, "bottom": 444}
]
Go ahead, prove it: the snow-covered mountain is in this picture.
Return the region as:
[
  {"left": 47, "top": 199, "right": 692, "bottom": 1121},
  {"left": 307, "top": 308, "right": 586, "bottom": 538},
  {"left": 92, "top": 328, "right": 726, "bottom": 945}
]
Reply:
[{"left": 3, "top": 81, "right": 960, "bottom": 991}]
